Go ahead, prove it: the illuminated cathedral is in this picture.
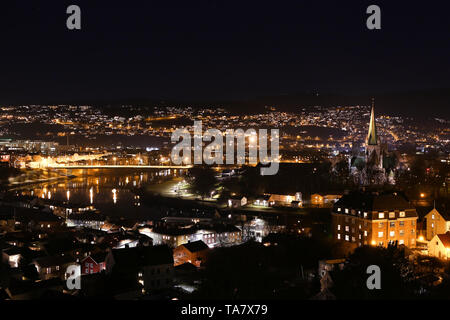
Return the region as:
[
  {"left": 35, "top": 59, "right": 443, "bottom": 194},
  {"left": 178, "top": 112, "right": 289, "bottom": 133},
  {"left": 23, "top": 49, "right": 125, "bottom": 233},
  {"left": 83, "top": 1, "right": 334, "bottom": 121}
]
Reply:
[{"left": 350, "top": 99, "right": 395, "bottom": 185}]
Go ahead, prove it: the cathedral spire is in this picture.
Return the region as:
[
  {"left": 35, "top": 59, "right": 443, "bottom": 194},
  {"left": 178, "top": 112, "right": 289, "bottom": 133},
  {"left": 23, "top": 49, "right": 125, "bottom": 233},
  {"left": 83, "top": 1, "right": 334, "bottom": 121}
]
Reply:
[{"left": 366, "top": 98, "right": 378, "bottom": 146}]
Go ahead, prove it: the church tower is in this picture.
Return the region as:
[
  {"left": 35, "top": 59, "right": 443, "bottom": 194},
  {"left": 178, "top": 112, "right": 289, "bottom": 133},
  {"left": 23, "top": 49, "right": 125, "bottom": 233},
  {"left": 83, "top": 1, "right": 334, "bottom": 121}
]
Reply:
[
  {"left": 366, "top": 98, "right": 378, "bottom": 146},
  {"left": 365, "top": 99, "right": 383, "bottom": 172}
]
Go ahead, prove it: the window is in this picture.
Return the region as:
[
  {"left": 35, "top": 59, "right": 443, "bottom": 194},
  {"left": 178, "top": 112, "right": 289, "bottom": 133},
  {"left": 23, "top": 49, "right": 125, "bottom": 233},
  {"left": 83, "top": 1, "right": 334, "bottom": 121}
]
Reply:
[
  {"left": 337, "top": 234, "right": 341, "bottom": 240},
  {"left": 399, "top": 240, "right": 404, "bottom": 245},
  {"left": 337, "top": 207, "right": 341, "bottom": 212},
  {"left": 359, "top": 224, "right": 362, "bottom": 229},
  {"left": 345, "top": 208, "right": 349, "bottom": 214},
  {"left": 345, "top": 226, "right": 349, "bottom": 232},
  {"left": 399, "top": 230, "right": 404, "bottom": 236},
  {"left": 337, "top": 224, "right": 341, "bottom": 231},
  {"left": 378, "top": 222, "right": 383, "bottom": 228},
  {"left": 363, "top": 212, "right": 368, "bottom": 218},
  {"left": 345, "top": 235, "right": 349, "bottom": 241},
  {"left": 399, "top": 221, "right": 404, "bottom": 226},
  {"left": 390, "top": 222, "right": 395, "bottom": 228},
  {"left": 378, "top": 232, "right": 384, "bottom": 238},
  {"left": 390, "top": 231, "right": 395, "bottom": 237},
  {"left": 364, "top": 231, "right": 368, "bottom": 237},
  {"left": 351, "top": 237, "right": 355, "bottom": 242},
  {"left": 379, "top": 212, "right": 385, "bottom": 219},
  {"left": 432, "top": 223, "right": 435, "bottom": 228},
  {"left": 359, "top": 234, "right": 362, "bottom": 239},
  {"left": 399, "top": 211, "right": 405, "bottom": 217},
  {"left": 432, "top": 214, "right": 435, "bottom": 220},
  {"left": 389, "top": 212, "right": 395, "bottom": 219}
]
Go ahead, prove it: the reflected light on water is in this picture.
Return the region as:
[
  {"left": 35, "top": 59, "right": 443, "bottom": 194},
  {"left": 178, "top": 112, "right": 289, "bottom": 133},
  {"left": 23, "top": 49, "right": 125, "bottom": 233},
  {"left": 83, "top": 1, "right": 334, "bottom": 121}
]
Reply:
[
  {"left": 89, "top": 187, "right": 94, "bottom": 204},
  {"left": 112, "top": 188, "right": 117, "bottom": 204}
]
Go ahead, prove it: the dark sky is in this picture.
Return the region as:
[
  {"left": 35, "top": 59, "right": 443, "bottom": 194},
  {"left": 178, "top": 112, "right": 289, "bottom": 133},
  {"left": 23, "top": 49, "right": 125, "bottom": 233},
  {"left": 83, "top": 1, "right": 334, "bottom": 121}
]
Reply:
[{"left": 1, "top": 0, "right": 449, "bottom": 104}]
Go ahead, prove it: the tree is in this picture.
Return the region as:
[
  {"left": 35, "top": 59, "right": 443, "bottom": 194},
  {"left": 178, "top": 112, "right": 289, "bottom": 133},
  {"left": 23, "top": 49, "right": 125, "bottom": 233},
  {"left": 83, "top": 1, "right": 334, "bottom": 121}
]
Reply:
[{"left": 188, "top": 166, "right": 217, "bottom": 199}]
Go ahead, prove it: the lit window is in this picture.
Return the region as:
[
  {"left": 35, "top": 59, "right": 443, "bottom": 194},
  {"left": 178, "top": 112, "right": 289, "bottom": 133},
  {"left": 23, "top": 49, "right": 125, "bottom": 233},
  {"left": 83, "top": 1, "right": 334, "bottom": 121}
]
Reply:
[
  {"left": 399, "top": 240, "right": 404, "bottom": 245},
  {"left": 399, "top": 230, "right": 404, "bottom": 236},
  {"left": 345, "top": 226, "right": 349, "bottom": 232},
  {"left": 345, "top": 208, "right": 349, "bottom": 214},
  {"left": 399, "top": 211, "right": 405, "bottom": 217},
  {"left": 345, "top": 235, "right": 349, "bottom": 241},
  {"left": 337, "top": 225, "right": 341, "bottom": 231},
  {"left": 378, "top": 231, "right": 384, "bottom": 238},
  {"left": 379, "top": 212, "right": 385, "bottom": 219},
  {"left": 363, "top": 212, "right": 368, "bottom": 218},
  {"left": 337, "top": 234, "right": 341, "bottom": 240},
  {"left": 337, "top": 207, "right": 341, "bottom": 212},
  {"left": 432, "top": 214, "right": 435, "bottom": 220},
  {"left": 390, "top": 231, "right": 395, "bottom": 237},
  {"left": 364, "top": 231, "right": 368, "bottom": 236},
  {"left": 389, "top": 212, "right": 395, "bottom": 219}
]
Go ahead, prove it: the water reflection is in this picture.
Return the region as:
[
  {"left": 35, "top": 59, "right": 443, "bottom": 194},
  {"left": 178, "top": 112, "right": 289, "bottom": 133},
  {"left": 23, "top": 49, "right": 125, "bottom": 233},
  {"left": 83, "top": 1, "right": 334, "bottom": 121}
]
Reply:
[{"left": 16, "top": 168, "right": 182, "bottom": 218}]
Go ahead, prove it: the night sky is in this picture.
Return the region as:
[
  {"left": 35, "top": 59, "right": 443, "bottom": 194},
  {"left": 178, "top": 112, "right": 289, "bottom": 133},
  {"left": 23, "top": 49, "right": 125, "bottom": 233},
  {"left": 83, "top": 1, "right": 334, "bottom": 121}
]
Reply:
[{"left": 1, "top": 1, "right": 449, "bottom": 105}]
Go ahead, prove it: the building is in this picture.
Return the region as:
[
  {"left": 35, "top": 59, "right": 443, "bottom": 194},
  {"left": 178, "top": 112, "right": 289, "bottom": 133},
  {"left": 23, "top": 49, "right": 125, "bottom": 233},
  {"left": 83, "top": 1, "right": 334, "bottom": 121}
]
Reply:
[
  {"left": 349, "top": 100, "right": 394, "bottom": 186},
  {"left": 173, "top": 240, "right": 209, "bottom": 267},
  {"left": 32, "top": 255, "right": 76, "bottom": 280},
  {"left": 66, "top": 212, "right": 105, "bottom": 230},
  {"left": 228, "top": 196, "right": 247, "bottom": 208},
  {"left": 106, "top": 245, "right": 174, "bottom": 293},
  {"left": 332, "top": 191, "right": 418, "bottom": 248},
  {"left": 311, "top": 194, "right": 324, "bottom": 206},
  {"left": 253, "top": 194, "right": 271, "bottom": 207},
  {"left": 428, "top": 232, "right": 450, "bottom": 260},
  {"left": 81, "top": 252, "right": 107, "bottom": 275},
  {"left": 424, "top": 208, "right": 450, "bottom": 241},
  {"left": 143, "top": 223, "right": 242, "bottom": 248},
  {"left": 268, "top": 192, "right": 302, "bottom": 206}
]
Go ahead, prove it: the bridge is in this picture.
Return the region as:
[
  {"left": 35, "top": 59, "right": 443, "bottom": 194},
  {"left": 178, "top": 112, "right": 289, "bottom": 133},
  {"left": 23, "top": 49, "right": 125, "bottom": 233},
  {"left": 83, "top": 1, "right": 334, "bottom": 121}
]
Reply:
[{"left": 47, "top": 164, "right": 193, "bottom": 169}]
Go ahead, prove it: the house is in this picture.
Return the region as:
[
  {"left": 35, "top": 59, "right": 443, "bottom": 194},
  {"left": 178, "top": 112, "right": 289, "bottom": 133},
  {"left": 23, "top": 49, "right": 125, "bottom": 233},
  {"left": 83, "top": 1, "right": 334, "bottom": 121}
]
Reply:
[
  {"left": 197, "top": 224, "right": 242, "bottom": 248},
  {"left": 253, "top": 194, "right": 272, "bottom": 207},
  {"left": 2, "top": 247, "right": 27, "bottom": 268},
  {"left": 173, "top": 240, "right": 209, "bottom": 267},
  {"left": 106, "top": 245, "right": 174, "bottom": 294},
  {"left": 428, "top": 232, "right": 450, "bottom": 260},
  {"left": 32, "top": 255, "right": 76, "bottom": 280},
  {"left": 268, "top": 192, "right": 302, "bottom": 206},
  {"left": 311, "top": 193, "right": 325, "bottom": 206},
  {"left": 424, "top": 208, "right": 450, "bottom": 241},
  {"left": 81, "top": 252, "right": 108, "bottom": 275},
  {"left": 228, "top": 196, "right": 247, "bottom": 208}
]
